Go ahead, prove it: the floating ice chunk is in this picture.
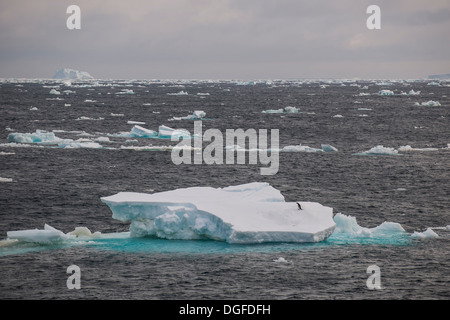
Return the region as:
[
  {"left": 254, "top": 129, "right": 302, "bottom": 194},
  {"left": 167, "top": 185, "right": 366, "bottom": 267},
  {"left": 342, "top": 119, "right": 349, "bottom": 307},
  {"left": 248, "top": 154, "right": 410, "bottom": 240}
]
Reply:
[
  {"left": 49, "top": 89, "right": 60, "bottom": 95},
  {"left": 415, "top": 100, "right": 441, "bottom": 107},
  {"left": 67, "top": 226, "right": 101, "bottom": 238},
  {"left": 411, "top": 228, "right": 439, "bottom": 239},
  {"left": 130, "top": 125, "right": 158, "bottom": 138},
  {"left": 120, "top": 145, "right": 172, "bottom": 151},
  {"left": 7, "top": 130, "right": 104, "bottom": 149},
  {"left": 170, "top": 110, "right": 206, "bottom": 121},
  {"left": 58, "top": 140, "right": 103, "bottom": 149},
  {"left": 281, "top": 144, "right": 323, "bottom": 152},
  {"left": 378, "top": 90, "right": 394, "bottom": 96},
  {"left": 158, "top": 125, "right": 191, "bottom": 139},
  {"left": 284, "top": 106, "right": 299, "bottom": 113},
  {"left": 321, "top": 144, "right": 338, "bottom": 152},
  {"left": 357, "top": 145, "right": 399, "bottom": 155},
  {"left": 192, "top": 110, "right": 206, "bottom": 119},
  {"left": 8, "top": 130, "right": 63, "bottom": 144},
  {"left": 262, "top": 108, "right": 284, "bottom": 114},
  {"left": 427, "top": 82, "right": 440, "bottom": 86},
  {"left": 273, "top": 257, "right": 288, "bottom": 263},
  {"left": 110, "top": 113, "right": 124, "bottom": 117},
  {"left": 0, "top": 177, "right": 13, "bottom": 183},
  {"left": 398, "top": 145, "right": 438, "bottom": 152},
  {"left": 262, "top": 107, "right": 299, "bottom": 114},
  {"left": 127, "top": 121, "right": 146, "bottom": 125},
  {"left": 116, "top": 89, "right": 134, "bottom": 95},
  {"left": 101, "top": 182, "right": 336, "bottom": 244},
  {"left": 408, "top": 89, "right": 420, "bottom": 95},
  {"left": 167, "top": 90, "right": 188, "bottom": 95},
  {"left": 29, "top": 106, "right": 38, "bottom": 111},
  {"left": 7, "top": 224, "right": 66, "bottom": 243},
  {"left": 197, "top": 92, "right": 210, "bottom": 96},
  {"left": 94, "top": 136, "right": 111, "bottom": 143},
  {"left": 333, "top": 114, "right": 344, "bottom": 118},
  {"left": 75, "top": 116, "right": 104, "bottom": 121},
  {"left": 333, "top": 213, "right": 406, "bottom": 238}
]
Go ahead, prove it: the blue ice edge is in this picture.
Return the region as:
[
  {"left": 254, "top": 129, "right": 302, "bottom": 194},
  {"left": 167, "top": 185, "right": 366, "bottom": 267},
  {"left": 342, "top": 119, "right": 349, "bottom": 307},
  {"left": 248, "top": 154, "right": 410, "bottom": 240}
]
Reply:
[{"left": 0, "top": 231, "right": 414, "bottom": 257}]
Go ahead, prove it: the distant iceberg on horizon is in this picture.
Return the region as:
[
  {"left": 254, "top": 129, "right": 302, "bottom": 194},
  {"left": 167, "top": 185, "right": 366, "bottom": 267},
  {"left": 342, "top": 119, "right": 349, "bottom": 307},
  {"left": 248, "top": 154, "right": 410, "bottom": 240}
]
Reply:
[{"left": 53, "top": 68, "right": 93, "bottom": 80}]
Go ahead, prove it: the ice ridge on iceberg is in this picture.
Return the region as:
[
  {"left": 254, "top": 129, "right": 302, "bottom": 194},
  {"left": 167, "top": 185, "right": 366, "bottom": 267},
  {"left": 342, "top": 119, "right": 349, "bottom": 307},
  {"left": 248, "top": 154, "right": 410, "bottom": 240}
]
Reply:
[{"left": 101, "top": 182, "right": 336, "bottom": 244}]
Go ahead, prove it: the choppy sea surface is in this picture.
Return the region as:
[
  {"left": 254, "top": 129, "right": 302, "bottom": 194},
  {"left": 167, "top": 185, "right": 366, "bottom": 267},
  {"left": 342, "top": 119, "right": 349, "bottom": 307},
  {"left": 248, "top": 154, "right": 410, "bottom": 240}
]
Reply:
[{"left": 0, "top": 79, "right": 449, "bottom": 300}]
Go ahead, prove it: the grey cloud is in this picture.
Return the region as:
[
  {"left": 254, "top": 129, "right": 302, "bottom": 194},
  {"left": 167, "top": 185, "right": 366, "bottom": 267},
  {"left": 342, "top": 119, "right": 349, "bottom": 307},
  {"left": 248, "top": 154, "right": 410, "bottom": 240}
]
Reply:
[{"left": 0, "top": 0, "right": 449, "bottom": 79}]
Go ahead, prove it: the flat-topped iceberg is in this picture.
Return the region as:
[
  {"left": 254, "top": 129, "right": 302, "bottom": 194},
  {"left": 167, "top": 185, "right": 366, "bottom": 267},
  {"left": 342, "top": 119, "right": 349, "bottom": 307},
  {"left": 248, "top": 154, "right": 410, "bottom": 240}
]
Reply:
[{"left": 101, "top": 182, "right": 336, "bottom": 244}]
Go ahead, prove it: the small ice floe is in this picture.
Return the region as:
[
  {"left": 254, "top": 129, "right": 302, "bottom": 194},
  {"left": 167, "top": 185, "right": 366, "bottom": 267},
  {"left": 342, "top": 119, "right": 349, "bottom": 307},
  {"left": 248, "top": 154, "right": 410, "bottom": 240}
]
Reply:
[
  {"left": 115, "top": 89, "right": 134, "bottom": 95},
  {"left": 262, "top": 106, "right": 300, "bottom": 114},
  {"left": 356, "top": 145, "right": 399, "bottom": 156},
  {"left": 378, "top": 90, "right": 394, "bottom": 96},
  {"left": 127, "top": 121, "right": 146, "bottom": 125},
  {"left": 169, "top": 110, "right": 206, "bottom": 121},
  {"left": 273, "top": 257, "right": 289, "bottom": 263},
  {"left": 0, "top": 177, "right": 14, "bottom": 183},
  {"left": 398, "top": 145, "right": 439, "bottom": 152},
  {"left": 411, "top": 228, "right": 439, "bottom": 239},
  {"left": 75, "top": 116, "right": 104, "bottom": 121},
  {"left": 167, "top": 90, "right": 188, "bottom": 95},
  {"left": 414, "top": 100, "right": 441, "bottom": 107}
]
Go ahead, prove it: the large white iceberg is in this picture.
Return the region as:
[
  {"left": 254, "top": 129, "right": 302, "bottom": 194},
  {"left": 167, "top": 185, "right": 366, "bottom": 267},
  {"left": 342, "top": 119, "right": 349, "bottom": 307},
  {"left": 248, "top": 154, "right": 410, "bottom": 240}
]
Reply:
[{"left": 101, "top": 182, "right": 336, "bottom": 244}]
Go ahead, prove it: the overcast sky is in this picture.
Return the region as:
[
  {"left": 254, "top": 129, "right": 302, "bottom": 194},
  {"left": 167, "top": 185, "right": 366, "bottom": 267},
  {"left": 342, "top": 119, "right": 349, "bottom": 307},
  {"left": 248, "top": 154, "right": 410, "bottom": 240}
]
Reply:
[{"left": 1, "top": 0, "right": 449, "bottom": 79}]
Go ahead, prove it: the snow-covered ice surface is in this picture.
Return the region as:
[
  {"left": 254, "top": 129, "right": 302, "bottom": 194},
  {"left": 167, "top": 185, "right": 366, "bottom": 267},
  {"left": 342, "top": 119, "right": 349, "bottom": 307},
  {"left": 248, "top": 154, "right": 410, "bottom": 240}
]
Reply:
[{"left": 101, "top": 182, "right": 336, "bottom": 244}]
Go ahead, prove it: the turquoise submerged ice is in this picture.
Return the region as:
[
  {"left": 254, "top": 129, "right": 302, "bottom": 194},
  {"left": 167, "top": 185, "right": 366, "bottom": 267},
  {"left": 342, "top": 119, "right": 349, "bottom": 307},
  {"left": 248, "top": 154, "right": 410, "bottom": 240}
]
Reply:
[
  {"left": 2, "top": 183, "right": 422, "bottom": 256},
  {"left": 101, "top": 182, "right": 337, "bottom": 244}
]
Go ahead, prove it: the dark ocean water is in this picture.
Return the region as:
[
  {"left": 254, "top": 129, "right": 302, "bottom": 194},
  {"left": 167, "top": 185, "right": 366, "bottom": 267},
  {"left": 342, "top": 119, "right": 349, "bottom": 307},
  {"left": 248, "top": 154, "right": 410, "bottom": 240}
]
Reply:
[{"left": 0, "top": 79, "right": 449, "bottom": 300}]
